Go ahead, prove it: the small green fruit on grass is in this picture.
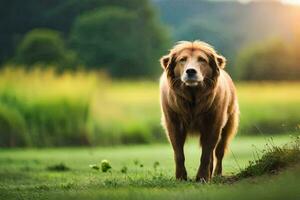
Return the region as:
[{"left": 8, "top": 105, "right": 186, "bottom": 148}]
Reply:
[{"left": 101, "top": 160, "right": 112, "bottom": 172}]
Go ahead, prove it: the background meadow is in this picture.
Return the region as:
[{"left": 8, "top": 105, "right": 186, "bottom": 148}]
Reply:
[
  {"left": 0, "top": 67, "right": 299, "bottom": 147},
  {"left": 1, "top": 0, "right": 300, "bottom": 199}
]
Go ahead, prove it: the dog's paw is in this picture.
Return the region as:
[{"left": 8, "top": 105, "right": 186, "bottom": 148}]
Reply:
[
  {"left": 176, "top": 169, "right": 187, "bottom": 181},
  {"left": 195, "top": 175, "right": 210, "bottom": 183}
]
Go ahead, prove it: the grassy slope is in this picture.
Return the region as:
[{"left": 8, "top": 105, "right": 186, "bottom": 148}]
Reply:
[{"left": 1, "top": 135, "right": 299, "bottom": 200}]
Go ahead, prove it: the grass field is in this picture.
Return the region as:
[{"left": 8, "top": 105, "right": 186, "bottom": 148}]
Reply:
[
  {"left": 1, "top": 67, "right": 300, "bottom": 147},
  {"left": 94, "top": 81, "right": 300, "bottom": 136},
  {"left": 2, "top": 68, "right": 300, "bottom": 147},
  {"left": 1, "top": 135, "right": 300, "bottom": 200}
]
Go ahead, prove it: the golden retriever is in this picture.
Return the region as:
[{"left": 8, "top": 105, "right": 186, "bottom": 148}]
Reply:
[{"left": 159, "top": 41, "right": 239, "bottom": 182}]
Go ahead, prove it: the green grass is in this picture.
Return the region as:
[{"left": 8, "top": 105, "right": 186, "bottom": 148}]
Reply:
[
  {"left": 90, "top": 81, "right": 300, "bottom": 144},
  {"left": 1, "top": 135, "right": 300, "bottom": 200},
  {"left": 236, "top": 135, "right": 300, "bottom": 178},
  {"left": 0, "top": 67, "right": 101, "bottom": 147},
  {"left": 0, "top": 67, "right": 300, "bottom": 147}
]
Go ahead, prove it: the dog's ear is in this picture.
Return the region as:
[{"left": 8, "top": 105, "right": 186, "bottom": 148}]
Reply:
[
  {"left": 209, "top": 53, "right": 226, "bottom": 72},
  {"left": 216, "top": 55, "right": 226, "bottom": 69},
  {"left": 160, "top": 53, "right": 177, "bottom": 75},
  {"left": 160, "top": 55, "right": 170, "bottom": 70}
]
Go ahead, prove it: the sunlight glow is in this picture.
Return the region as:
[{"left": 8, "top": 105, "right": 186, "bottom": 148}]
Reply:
[
  {"left": 236, "top": 0, "right": 300, "bottom": 5},
  {"left": 281, "top": 0, "right": 300, "bottom": 5}
]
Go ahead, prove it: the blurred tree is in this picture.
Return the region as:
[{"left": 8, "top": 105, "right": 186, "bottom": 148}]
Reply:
[
  {"left": 0, "top": 0, "right": 170, "bottom": 77},
  {"left": 236, "top": 38, "right": 300, "bottom": 80},
  {"left": 70, "top": 6, "right": 170, "bottom": 77},
  {"left": 0, "top": 0, "right": 63, "bottom": 63},
  {"left": 16, "top": 29, "right": 65, "bottom": 65},
  {"left": 291, "top": 31, "right": 300, "bottom": 66},
  {"left": 15, "top": 29, "right": 77, "bottom": 69},
  {"left": 175, "top": 19, "right": 240, "bottom": 77},
  {"left": 156, "top": 0, "right": 300, "bottom": 80}
]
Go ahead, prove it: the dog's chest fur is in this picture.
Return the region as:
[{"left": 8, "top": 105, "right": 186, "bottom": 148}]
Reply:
[{"left": 168, "top": 88, "right": 216, "bottom": 134}]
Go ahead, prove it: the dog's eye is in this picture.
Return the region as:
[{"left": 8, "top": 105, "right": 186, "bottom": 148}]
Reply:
[
  {"left": 179, "top": 57, "right": 187, "bottom": 62},
  {"left": 198, "top": 57, "right": 207, "bottom": 63}
]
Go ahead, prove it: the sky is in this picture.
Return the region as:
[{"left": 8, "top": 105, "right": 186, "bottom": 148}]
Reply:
[
  {"left": 238, "top": 0, "right": 300, "bottom": 5},
  {"left": 207, "top": 0, "right": 300, "bottom": 5},
  {"left": 281, "top": 0, "right": 300, "bottom": 5}
]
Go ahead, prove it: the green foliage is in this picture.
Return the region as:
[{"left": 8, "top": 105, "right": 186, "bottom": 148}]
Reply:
[
  {"left": 0, "top": 103, "right": 28, "bottom": 147},
  {"left": 90, "top": 120, "right": 161, "bottom": 145},
  {"left": 236, "top": 38, "right": 300, "bottom": 80},
  {"left": 156, "top": 0, "right": 300, "bottom": 79},
  {"left": 0, "top": 92, "right": 90, "bottom": 147},
  {"left": 0, "top": 67, "right": 97, "bottom": 147},
  {"left": 175, "top": 19, "right": 238, "bottom": 76},
  {"left": 237, "top": 83, "right": 300, "bottom": 135},
  {"left": 0, "top": 136, "right": 299, "bottom": 200},
  {"left": 15, "top": 29, "right": 77, "bottom": 69},
  {"left": 3, "top": 0, "right": 300, "bottom": 79},
  {"left": 70, "top": 6, "right": 169, "bottom": 77},
  {"left": 0, "top": 68, "right": 299, "bottom": 147},
  {"left": 0, "top": 0, "right": 170, "bottom": 78},
  {"left": 101, "top": 160, "right": 112, "bottom": 172},
  {"left": 237, "top": 136, "right": 300, "bottom": 178}
]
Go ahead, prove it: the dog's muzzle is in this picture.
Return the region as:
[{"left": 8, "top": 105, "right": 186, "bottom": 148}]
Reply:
[{"left": 182, "top": 68, "right": 203, "bottom": 86}]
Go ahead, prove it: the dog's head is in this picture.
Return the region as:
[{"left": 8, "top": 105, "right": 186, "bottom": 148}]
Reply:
[{"left": 160, "top": 41, "right": 226, "bottom": 88}]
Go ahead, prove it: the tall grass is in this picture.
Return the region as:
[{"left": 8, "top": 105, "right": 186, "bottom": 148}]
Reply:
[
  {"left": 89, "top": 82, "right": 163, "bottom": 145},
  {"left": 0, "top": 66, "right": 100, "bottom": 147},
  {"left": 0, "top": 67, "right": 299, "bottom": 147},
  {"left": 236, "top": 136, "right": 300, "bottom": 178},
  {"left": 237, "top": 83, "right": 300, "bottom": 135}
]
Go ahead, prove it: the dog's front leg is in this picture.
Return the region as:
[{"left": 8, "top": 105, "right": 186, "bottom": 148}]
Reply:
[
  {"left": 196, "top": 130, "right": 220, "bottom": 182},
  {"left": 171, "top": 134, "right": 187, "bottom": 181},
  {"left": 165, "top": 119, "right": 187, "bottom": 180}
]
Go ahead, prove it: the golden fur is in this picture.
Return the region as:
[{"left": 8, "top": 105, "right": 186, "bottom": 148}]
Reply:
[{"left": 159, "top": 41, "right": 239, "bottom": 182}]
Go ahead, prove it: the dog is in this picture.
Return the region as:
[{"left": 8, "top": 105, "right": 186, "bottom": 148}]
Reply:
[{"left": 159, "top": 41, "right": 239, "bottom": 182}]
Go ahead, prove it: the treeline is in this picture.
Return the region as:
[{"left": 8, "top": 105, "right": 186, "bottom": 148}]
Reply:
[
  {"left": 155, "top": 0, "right": 300, "bottom": 80},
  {"left": 1, "top": 0, "right": 300, "bottom": 80},
  {"left": 0, "top": 0, "right": 170, "bottom": 77},
  {"left": 236, "top": 37, "right": 300, "bottom": 80}
]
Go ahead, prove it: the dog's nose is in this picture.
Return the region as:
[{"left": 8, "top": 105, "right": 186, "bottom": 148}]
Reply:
[{"left": 186, "top": 68, "right": 197, "bottom": 77}]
